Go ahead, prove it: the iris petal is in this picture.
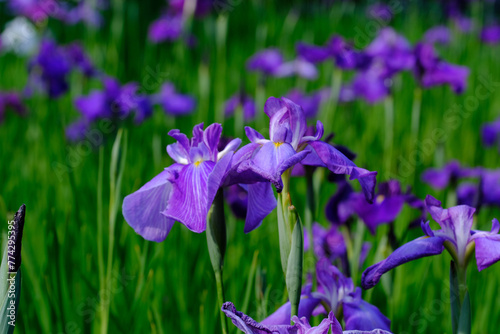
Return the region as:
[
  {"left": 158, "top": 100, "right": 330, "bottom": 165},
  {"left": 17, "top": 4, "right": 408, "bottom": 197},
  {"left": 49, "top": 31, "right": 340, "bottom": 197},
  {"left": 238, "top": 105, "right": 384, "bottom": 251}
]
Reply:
[
  {"left": 361, "top": 236, "right": 445, "bottom": 289},
  {"left": 244, "top": 182, "right": 277, "bottom": 233},
  {"left": 162, "top": 161, "right": 214, "bottom": 233},
  {"left": 122, "top": 168, "right": 177, "bottom": 242},
  {"left": 302, "top": 141, "right": 377, "bottom": 203}
]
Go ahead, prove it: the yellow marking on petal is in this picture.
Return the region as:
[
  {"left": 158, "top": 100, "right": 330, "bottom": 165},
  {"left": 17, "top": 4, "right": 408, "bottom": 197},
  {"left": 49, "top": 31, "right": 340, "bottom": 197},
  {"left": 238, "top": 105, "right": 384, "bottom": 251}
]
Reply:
[
  {"left": 194, "top": 160, "right": 202, "bottom": 167},
  {"left": 274, "top": 142, "right": 283, "bottom": 148},
  {"left": 376, "top": 194, "right": 385, "bottom": 204}
]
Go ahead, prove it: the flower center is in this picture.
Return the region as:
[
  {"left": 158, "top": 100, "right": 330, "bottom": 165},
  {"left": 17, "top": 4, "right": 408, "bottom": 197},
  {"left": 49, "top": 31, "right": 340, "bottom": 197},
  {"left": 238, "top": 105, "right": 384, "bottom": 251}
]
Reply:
[
  {"left": 274, "top": 142, "right": 283, "bottom": 148},
  {"left": 194, "top": 160, "right": 202, "bottom": 167}
]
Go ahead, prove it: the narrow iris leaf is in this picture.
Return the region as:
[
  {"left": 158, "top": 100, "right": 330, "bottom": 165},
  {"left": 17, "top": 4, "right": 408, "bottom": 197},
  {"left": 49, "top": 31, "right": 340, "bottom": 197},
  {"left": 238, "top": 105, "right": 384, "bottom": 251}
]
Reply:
[
  {"left": 458, "top": 290, "right": 471, "bottom": 334},
  {"left": 286, "top": 208, "right": 303, "bottom": 317},
  {"left": 450, "top": 261, "right": 460, "bottom": 334}
]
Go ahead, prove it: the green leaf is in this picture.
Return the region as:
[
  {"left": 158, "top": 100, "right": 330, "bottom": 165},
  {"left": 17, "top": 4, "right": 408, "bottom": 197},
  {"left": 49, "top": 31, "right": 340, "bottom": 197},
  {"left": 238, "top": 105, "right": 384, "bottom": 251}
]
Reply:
[
  {"left": 457, "top": 290, "right": 471, "bottom": 334},
  {"left": 0, "top": 270, "right": 21, "bottom": 334},
  {"left": 276, "top": 193, "right": 291, "bottom": 275},
  {"left": 450, "top": 261, "right": 460, "bottom": 334},
  {"left": 286, "top": 209, "right": 303, "bottom": 317}
]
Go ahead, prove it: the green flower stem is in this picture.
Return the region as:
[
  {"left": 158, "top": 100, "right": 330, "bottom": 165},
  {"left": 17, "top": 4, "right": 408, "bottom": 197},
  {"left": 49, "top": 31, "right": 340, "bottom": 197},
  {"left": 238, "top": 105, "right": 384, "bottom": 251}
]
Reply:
[
  {"left": 277, "top": 169, "right": 303, "bottom": 322},
  {"left": 304, "top": 167, "right": 316, "bottom": 284},
  {"left": 206, "top": 190, "right": 228, "bottom": 334}
]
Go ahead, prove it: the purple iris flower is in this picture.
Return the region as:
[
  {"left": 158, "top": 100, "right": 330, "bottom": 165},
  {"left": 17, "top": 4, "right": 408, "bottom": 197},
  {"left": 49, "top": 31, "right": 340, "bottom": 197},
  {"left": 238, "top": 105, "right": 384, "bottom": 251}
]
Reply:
[
  {"left": 423, "top": 26, "right": 451, "bottom": 45},
  {"left": 224, "top": 184, "right": 248, "bottom": 220},
  {"left": 26, "top": 39, "right": 96, "bottom": 98},
  {"left": 247, "top": 48, "right": 317, "bottom": 80},
  {"left": 457, "top": 169, "right": 500, "bottom": 208},
  {"left": 63, "top": 2, "right": 104, "bottom": 27},
  {"left": 246, "top": 48, "right": 284, "bottom": 76},
  {"left": 0, "top": 91, "right": 26, "bottom": 123},
  {"left": 169, "top": 0, "right": 213, "bottom": 17},
  {"left": 152, "top": 82, "right": 196, "bottom": 116},
  {"left": 304, "top": 223, "right": 347, "bottom": 265},
  {"left": 148, "top": 13, "right": 183, "bottom": 43},
  {"left": 238, "top": 97, "right": 377, "bottom": 202},
  {"left": 65, "top": 42, "right": 97, "bottom": 77},
  {"left": 365, "top": 28, "right": 415, "bottom": 76},
  {"left": 452, "top": 16, "right": 474, "bottom": 33},
  {"left": 296, "top": 42, "right": 331, "bottom": 64},
  {"left": 74, "top": 76, "right": 152, "bottom": 124},
  {"left": 122, "top": 123, "right": 242, "bottom": 242},
  {"left": 349, "top": 62, "right": 391, "bottom": 104},
  {"left": 27, "top": 39, "right": 72, "bottom": 98},
  {"left": 222, "top": 302, "right": 391, "bottom": 334},
  {"left": 326, "top": 180, "right": 356, "bottom": 226},
  {"left": 8, "top": 0, "right": 63, "bottom": 22},
  {"left": 328, "top": 36, "right": 370, "bottom": 71},
  {"left": 286, "top": 88, "right": 330, "bottom": 120},
  {"left": 224, "top": 93, "right": 257, "bottom": 121},
  {"left": 362, "top": 195, "right": 500, "bottom": 289},
  {"left": 480, "top": 25, "right": 500, "bottom": 44},
  {"left": 413, "top": 42, "right": 469, "bottom": 94},
  {"left": 312, "top": 259, "right": 391, "bottom": 332},
  {"left": 347, "top": 180, "right": 424, "bottom": 234},
  {"left": 273, "top": 57, "right": 318, "bottom": 80},
  {"left": 65, "top": 118, "right": 90, "bottom": 142},
  {"left": 421, "top": 160, "right": 480, "bottom": 190},
  {"left": 482, "top": 117, "right": 500, "bottom": 150}
]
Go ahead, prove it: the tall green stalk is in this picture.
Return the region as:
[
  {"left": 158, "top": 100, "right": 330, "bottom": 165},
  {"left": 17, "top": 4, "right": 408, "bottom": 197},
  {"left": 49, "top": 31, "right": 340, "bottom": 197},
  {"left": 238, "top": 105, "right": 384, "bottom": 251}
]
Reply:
[
  {"left": 206, "top": 190, "right": 228, "bottom": 334},
  {"left": 101, "top": 129, "right": 128, "bottom": 334},
  {"left": 276, "top": 169, "right": 303, "bottom": 321}
]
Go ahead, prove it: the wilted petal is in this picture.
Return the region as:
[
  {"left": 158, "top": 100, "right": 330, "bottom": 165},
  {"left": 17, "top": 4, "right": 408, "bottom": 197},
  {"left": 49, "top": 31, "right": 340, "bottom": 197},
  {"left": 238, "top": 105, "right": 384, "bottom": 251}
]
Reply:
[
  {"left": 122, "top": 168, "right": 177, "bottom": 242},
  {"left": 361, "top": 236, "right": 445, "bottom": 289}
]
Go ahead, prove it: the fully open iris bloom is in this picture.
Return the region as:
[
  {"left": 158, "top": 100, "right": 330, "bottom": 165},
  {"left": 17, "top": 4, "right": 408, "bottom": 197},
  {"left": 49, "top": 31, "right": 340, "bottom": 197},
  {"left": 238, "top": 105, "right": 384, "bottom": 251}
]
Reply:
[
  {"left": 222, "top": 302, "right": 391, "bottom": 334},
  {"left": 362, "top": 195, "right": 500, "bottom": 289},
  {"left": 238, "top": 97, "right": 377, "bottom": 204},
  {"left": 26, "top": 39, "right": 96, "bottom": 98},
  {"left": 122, "top": 123, "right": 242, "bottom": 241}
]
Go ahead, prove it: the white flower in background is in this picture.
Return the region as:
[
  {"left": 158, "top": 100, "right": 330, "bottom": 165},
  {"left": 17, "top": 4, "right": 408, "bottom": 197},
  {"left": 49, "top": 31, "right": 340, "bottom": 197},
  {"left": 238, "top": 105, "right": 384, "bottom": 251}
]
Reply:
[{"left": 1, "top": 17, "right": 39, "bottom": 56}]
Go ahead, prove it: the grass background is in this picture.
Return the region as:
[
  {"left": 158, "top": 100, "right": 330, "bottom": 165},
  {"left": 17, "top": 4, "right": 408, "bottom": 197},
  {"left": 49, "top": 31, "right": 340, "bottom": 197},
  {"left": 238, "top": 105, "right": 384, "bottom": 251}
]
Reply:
[{"left": 1, "top": 1, "right": 500, "bottom": 333}]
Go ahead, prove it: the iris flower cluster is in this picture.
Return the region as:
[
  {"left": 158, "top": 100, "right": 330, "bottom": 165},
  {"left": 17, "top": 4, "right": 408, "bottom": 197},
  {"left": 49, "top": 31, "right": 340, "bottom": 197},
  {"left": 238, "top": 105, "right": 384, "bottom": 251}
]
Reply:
[{"left": 247, "top": 27, "right": 469, "bottom": 106}]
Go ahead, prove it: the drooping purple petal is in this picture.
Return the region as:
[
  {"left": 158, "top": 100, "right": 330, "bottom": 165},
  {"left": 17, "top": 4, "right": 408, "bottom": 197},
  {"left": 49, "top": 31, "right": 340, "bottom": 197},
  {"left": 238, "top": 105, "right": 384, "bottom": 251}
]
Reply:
[
  {"left": 302, "top": 141, "right": 377, "bottom": 203},
  {"left": 244, "top": 182, "right": 277, "bottom": 233},
  {"left": 474, "top": 219, "right": 500, "bottom": 271},
  {"left": 343, "top": 289, "right": 391, "bottom": 331},
  {"left": 361, "top": 236, "right": 445, "bottom": 289},
  {"left": 122, "top": 168, "right": 178, "bottom": 242}
]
